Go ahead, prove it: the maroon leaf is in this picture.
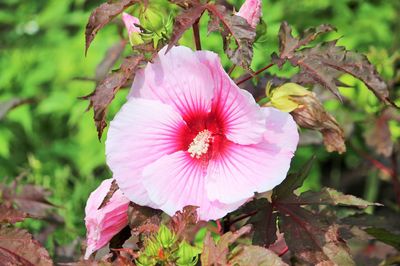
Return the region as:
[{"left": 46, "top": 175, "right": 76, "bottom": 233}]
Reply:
[
  {"left": 168, "top": 206, "right": 198, "bottom": 238},
  {"left": 85, "top": 0, "right": 142, "bottom": 55},
  {"left": 0, "top": 205, "right": 30, "bottom": 224},
  {"left": 206, "top": 4, "right": 256, "bottom": 69},
  {"left": 277, "top": 205, "right": 354, "bottom": 265},
  {"left": 1, "top": 183, "right": 56, "bottom": 219},
  {"left": 81, "top": 54, "right": 146, "bottom": 139},
  {"left": 95, "top": 40, "right": 127, "bottom": 82},
  {"left": 98, "top": 179, "right": 119, "bottom": 210},
  {"left": 201, "top": 225, "right": 251, "bottom": 266},
  {"left": 364, "top": 108, "right": 395, "bottom": 157},
  {"left": 277, "top": 21, "right": 335, "bottom": 63},
  {"left": 166, "top": 3, "right": 207, "bottom": 53},
  {"left": 128, "top": 203, "right": 161, "bottom": 232},
  {"left": 273, "top": 22, "right": 394, "bottom": 105},
  {"left": 296, "top": 187, "right": 381, "bottom": 208},
  {"left": 0, "top": 226, "right": 53, "bottom": 266},
  {"left": 236, "top": 199, "right": 277, "bottom": 247}
]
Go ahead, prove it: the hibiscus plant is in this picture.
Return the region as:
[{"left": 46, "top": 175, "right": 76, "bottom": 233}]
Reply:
[{"left": 1, "top": 0, "right": 399, "bottom": 265}]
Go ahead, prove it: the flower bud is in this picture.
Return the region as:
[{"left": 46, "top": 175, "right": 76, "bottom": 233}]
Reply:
[
  {"left": 269, "top": 83, "right": 311, "bottom": 112},
  {"left": 84, "top": 178, "right": 130, "bottom": 259},
  {"left": 237, "top": 0, "right": 262, "bottom": 28},
  {"left": 122, "top": 12, "right": 144, "bottom": 46}
]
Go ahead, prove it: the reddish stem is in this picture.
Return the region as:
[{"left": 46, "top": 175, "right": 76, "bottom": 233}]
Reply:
[
  {"left": 391, "top": 151, "right": 400, "bottom": 207},
  {"left": 229, "top": 210, "right": 258, "bottom": 226},
  {"left": 216, "top": 220, "right": 222, "bottom": 235},
  {"left": 236, "top": 63, "right": 275, "bottom": 86},
  {"left": 278, "top": 246, "right": 289, "bottom": 257},
  {"left": 228, "top": 65, "right": 236, "bottom": 76},
  {"left": 353, "top": 147, "right": 394, "bottom": 177},
  {"left": 193, "top": 19, "right": 202, "bottom": 50}
]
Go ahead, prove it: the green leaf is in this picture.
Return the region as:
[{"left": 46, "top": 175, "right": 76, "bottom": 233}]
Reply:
[{"left": 364, "top": 228, "right": 400, "bottom": 251}]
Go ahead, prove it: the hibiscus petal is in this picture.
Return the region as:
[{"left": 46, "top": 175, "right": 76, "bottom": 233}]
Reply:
[
  {"left": 206, "top": 109, "right": 298, "bottom": 204},
  {"left": 202, "top": 55, "right": 266, "bottom": 145},
  {"left": 129, "top": 46, "right": 215, "bottom": 121},
  {"left": 84, "top": 178, "right": 130, "bottom": 259},
  {"left": 106, "top": 98, "right": 188, "bottom": 206},
  {"left": 262, "top": 107, "right": 299, "bottom": 153},
  {"left": 142, "top": 151, "right": 246, "bottom": 220}
]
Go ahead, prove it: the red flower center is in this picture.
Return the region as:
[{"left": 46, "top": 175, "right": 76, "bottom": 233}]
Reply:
[{"left": 178, "top": 110, "right": 227, "bottom": 161}]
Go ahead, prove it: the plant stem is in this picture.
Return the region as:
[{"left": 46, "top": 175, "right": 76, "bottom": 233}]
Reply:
[
  {"left": 229, "top": 210, "right": 258, "bottom": 226},
  {"left": 278, "top": 246, "right": 289, "bottom": 257},
  {"left": 228, "top": 65, "right": 236, "bottom": 76},
  {"left": 236, "top": 63, "right": 275, "bottom": 86},
  {"left": 391, "top": 151, "right": 400, "bottom": 207},
  {"left": 193, "top": 19, "right": 202, "bottom": 50}
]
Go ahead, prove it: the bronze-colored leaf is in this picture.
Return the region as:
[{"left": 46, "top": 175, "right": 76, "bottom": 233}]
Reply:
[
  {"left": 364, "top": 108, "right": 395, "bottom": 157},
  {"left": 167, "top": 3, "right": 207, "bottom": 53},
  {"left": 1, "top": 183, "right": 56, "bottom": 219},
  {"left": 98, "top": 179, "right": 119, "bottom": 210},
  {"left": 168, "top": 206, "right": 198, "bottom": 239},
  {"left": 236, "top": 199, "right": 277, "bottom": 247},
  {"left": 290, "top": 92, "right": 346, "bottom": 153},
  {"left": 85, "top": 0, "right": 141, "bottom": 55},
  {"left": 0, "top": 205, "right": 29, "bottom": 224},
  {"left": 277, "top": 205, "right": 355, "bottom": 265},
  {"left": 206, "top": 4, "right": 256, "bottom": 69},
  {"left": 229, "top": 246, "right": 288, "bottom": 266},
  {"left": 0, "top": 226, "right": 53, "bottom": 266},
  {"left": 81, "top": 54, "right": 146, "bottom": 139},
  {"left": 273, "top": 22, "right": 394, "bottom": 105},
  {"left": 278, "top": 21, "right": 335, "bottom": 62},
  {"left": 201, "top": 225, "right": 251, "bottom": 266},
  {"left": 297, "top": 187, "right": 382, "bottom": 208},
  {"left": 128, "top": 203, "right": 161, "bottom": 233},
  {"left": 95, "top": 40, "right": 127, "bottom": 82}
]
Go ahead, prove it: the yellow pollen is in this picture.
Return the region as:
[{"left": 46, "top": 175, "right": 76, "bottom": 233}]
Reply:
[{"left": 188, "top": 130, "right": 213, "bottom": 159}]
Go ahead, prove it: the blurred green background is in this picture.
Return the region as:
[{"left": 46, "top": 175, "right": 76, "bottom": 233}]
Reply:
[{"left": 0, "top": 0, "right": 399, "bottom": 260}]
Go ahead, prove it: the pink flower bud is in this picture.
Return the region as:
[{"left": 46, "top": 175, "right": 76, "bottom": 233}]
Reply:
[
  {"left": 122, "top": 12, "right": 141, "bottom": 36},
  {"left": 237, "top": 0, "right": 262, "bottom": 28},
  {"left": 84, "top": 178, "right": 130, "bottom": 259}
]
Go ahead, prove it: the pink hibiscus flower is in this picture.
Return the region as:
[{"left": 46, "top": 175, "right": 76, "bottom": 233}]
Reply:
[
  {"left": 106, "top": 46, "right": 298, "bottom": 221},
  {"left": 237, "top": 0, "right": 262, "bottom": 28},
  {"left": 84, "top": 178, "right": 130, "bottom": 259}
]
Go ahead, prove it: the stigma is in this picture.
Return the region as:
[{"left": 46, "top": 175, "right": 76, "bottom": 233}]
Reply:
[{"left": 188, "top": 129, "right": 213, "bottom": 159}]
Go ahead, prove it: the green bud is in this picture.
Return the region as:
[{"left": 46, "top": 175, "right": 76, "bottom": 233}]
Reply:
[
  {"left": 157, "top": 224, "right": 176, "bottom": 249},
  {"left": 129, "top": 31, "right": 144, "bottom": 46},
  {"left": 175, "top": 241, "right": 201, "bottom": 266}
]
